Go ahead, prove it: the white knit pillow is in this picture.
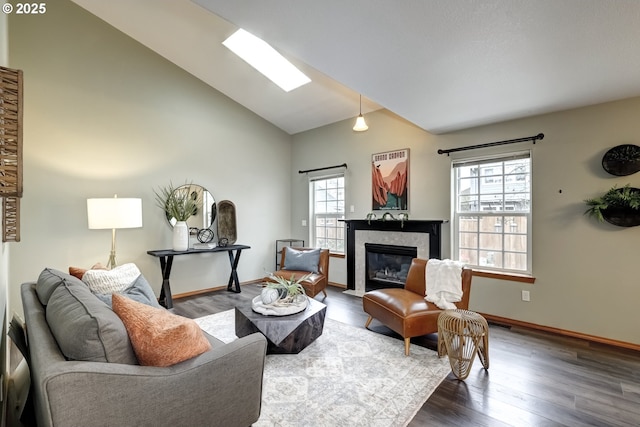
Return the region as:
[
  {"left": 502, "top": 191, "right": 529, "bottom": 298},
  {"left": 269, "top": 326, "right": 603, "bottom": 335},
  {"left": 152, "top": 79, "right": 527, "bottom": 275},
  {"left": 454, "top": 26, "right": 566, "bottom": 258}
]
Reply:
[{"left": 82, "top": 263, "right": 141, "bottom": 294}]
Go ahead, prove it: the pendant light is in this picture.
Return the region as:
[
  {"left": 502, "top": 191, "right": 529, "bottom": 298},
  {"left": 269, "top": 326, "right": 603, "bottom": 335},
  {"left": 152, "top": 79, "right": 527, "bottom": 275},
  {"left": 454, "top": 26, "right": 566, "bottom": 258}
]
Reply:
[{"left": 353, "top": 94, "right": 368, "bottom": 132}]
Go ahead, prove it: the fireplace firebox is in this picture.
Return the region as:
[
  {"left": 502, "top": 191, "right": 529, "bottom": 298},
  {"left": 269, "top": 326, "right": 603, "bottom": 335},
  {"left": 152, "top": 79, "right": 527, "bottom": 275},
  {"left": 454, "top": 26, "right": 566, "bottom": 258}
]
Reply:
[{"left": 365, "top": 243, "right": 417, "bottom": 291}]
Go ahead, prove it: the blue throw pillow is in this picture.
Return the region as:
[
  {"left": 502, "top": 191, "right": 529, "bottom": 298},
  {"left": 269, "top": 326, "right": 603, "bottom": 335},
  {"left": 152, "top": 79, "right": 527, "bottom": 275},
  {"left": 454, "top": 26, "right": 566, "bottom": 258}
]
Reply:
[
  {"left": 93, "top": 275, "right": 162, "bottom": 309},
  {"left": 283, "top": 247, "right": 321, "bottom": 273}
]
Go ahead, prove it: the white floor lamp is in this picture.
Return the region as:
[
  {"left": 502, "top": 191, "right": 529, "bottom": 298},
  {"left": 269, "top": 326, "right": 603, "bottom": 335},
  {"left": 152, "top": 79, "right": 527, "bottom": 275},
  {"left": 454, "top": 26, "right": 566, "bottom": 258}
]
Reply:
[{"left": 87, "top": 195, "right": 142, "bottom": 269}]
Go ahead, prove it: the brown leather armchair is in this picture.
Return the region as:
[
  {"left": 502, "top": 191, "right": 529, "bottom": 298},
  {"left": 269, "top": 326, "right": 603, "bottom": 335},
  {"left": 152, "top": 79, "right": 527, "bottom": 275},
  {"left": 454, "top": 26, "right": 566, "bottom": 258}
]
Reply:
[
  {"left": 268, "top": 247, "right": 330, "bottom": 298},
  {"left": 362, "top": 258, "right": 472, "bottom": 355}
]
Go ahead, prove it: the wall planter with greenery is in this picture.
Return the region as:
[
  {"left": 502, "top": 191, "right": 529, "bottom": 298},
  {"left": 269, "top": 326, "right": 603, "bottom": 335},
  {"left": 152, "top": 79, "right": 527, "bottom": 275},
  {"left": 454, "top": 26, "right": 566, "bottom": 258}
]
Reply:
[
  {"left": 601, "top": 144, "right": 640, "bottom": 176},
  {"left": 584, "top": 184, "right": 640, "bottom": 227}
]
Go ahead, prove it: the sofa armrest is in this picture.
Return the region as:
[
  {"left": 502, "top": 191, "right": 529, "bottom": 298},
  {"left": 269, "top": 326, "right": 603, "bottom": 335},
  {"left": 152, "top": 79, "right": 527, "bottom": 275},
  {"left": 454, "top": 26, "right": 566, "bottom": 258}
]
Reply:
[{"left": 40, "top": 333, "right": 267, "bottom": 427}]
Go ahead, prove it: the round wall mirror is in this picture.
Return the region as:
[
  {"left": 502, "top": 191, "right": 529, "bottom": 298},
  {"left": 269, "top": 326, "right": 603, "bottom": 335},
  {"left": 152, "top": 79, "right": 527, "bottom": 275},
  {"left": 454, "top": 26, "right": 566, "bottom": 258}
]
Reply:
[{"left": 166, "top": 184, "right": 216, "bottom": 230}]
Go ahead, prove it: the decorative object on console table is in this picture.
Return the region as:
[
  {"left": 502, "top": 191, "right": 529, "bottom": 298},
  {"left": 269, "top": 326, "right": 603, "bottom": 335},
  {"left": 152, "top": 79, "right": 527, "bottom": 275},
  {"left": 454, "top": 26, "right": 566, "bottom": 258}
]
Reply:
[
  {"left": 601, "top": 144, "right": 640, "bottom": 176},
  {"left": 87, "top": 195, "right": 143, "bottom": 269},
  {"left": 371, "top": 148, "right": 409, "bottom": 211},
  {"left": 584, "top": 184, "right": 640, "bottom": 227},
  {"left": 217, "top": 200, "right": 237, "bottom": 245},
  {"left": 197, "top": 228, "right": 215, "bottom": 243},
  {"left": 154, "top": 181, "right": 201, "bottom": 251},
  {"left": 172, "top": 221, "right": 189, "bottom": 251}
]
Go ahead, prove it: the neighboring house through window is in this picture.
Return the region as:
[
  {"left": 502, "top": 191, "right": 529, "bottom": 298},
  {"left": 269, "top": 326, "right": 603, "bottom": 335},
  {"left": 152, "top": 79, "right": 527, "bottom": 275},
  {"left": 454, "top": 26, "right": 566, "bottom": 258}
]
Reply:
[
  {"left": 309, "top": 174, "right": 345, "bottom": 253},
  {"left": 452, "top": 151, "right": 532, "bottom": 274}
]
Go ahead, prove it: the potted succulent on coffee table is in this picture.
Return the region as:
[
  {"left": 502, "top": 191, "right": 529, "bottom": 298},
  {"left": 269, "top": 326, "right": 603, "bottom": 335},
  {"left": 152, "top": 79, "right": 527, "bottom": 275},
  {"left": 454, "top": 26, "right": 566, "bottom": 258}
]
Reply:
[
  {"left": 253, "top": 273, "right": 312, "bottom": 315},
  {"left": 584, "top": 184, "right": 640, "bottom": 227}
]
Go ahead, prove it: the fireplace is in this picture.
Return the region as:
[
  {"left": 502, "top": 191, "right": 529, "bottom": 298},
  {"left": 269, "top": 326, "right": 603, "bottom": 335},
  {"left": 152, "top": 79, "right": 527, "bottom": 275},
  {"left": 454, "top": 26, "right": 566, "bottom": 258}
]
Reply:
[
  {"left": 365, "top": 243, "right": 417, "bottom": 291},
  {"left": 343, "top": 219, "right": 445, "bottom": 294}
]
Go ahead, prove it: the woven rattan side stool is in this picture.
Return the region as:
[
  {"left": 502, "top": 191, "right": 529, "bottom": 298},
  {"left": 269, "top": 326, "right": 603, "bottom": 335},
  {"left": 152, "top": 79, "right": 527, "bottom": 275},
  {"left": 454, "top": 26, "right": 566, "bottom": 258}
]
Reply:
[{"left": 437, "top": 309, "right": 489, "bottom": 380}]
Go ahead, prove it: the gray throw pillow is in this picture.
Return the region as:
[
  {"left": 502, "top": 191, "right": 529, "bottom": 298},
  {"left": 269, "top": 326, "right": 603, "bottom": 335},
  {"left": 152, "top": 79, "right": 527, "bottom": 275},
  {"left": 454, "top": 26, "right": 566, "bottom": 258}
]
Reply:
[
  {"left": 94, "top": 274, "right": 161, "bottom": 309},
  {"left": 46, "top": 280, "right": 138, "bottom": 364},
  {"left": 283, "top": 247, "right": 321, "bottom": 273},
  {"left": 36, "top": 268, "right": 83, "bottom": 306}
]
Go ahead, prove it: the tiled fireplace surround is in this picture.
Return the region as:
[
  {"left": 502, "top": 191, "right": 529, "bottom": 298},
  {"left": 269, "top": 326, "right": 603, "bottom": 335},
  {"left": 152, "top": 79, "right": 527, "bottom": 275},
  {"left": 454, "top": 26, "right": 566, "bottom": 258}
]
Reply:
[{"left": 343, "top": 220, "right": 445, "bottom": 296}]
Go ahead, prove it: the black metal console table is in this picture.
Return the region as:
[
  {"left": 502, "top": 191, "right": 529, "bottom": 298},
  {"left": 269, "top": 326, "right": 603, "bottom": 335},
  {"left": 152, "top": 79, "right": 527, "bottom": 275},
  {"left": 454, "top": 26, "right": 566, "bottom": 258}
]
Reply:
[{"left": 147, "top": 244, "right": 250, "bottom": 308}]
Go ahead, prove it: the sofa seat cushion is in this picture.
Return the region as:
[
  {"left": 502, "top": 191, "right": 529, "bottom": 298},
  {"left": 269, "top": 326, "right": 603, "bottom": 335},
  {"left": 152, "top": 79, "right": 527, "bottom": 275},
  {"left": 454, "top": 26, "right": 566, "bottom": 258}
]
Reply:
[
  {"left": 112, "top": 294, "right": 212, "bottom": 367},
  {"left": 46, "top": 279, "right": 138, "bottom": 364},
  {"left": 363, "top": 288, "right": 436, "bottom": 316},
  {"left": 363, "top": 288, "right": 444, "bottom": 338}
]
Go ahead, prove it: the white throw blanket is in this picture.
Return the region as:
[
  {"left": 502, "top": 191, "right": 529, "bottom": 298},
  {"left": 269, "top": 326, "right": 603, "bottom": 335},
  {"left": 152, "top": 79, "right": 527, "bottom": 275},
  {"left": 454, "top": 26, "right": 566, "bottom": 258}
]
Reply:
[{"left": 424, "top": 259, "right": 465, "bottom": 310}]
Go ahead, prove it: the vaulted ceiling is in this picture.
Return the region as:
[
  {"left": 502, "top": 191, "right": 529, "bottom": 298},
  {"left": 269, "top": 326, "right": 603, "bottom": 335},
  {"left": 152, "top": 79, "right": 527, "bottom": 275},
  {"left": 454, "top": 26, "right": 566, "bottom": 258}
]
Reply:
[{"left": 72, "top": 0, "right": 640, "bottom": 135}]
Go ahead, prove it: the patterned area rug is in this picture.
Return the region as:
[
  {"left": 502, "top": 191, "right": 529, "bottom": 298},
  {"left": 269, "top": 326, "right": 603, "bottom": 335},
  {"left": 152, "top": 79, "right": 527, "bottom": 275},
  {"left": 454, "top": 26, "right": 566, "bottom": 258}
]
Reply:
[{"left": 195, "top": 310, "right": 451, "bottom": 427}]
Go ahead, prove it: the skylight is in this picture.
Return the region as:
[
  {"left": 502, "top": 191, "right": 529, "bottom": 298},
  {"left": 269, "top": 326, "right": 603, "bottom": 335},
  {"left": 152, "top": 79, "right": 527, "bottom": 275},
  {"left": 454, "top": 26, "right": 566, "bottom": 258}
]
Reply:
[{"left": 223, "top": 29, "right": 311, "bottom": 92}]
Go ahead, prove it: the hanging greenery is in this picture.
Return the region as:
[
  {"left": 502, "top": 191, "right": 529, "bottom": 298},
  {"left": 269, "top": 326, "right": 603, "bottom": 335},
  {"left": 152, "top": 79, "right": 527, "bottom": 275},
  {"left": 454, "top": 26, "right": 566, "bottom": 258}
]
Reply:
[{"left": 584, "top": 184, "right": 640, "bottom": 225}]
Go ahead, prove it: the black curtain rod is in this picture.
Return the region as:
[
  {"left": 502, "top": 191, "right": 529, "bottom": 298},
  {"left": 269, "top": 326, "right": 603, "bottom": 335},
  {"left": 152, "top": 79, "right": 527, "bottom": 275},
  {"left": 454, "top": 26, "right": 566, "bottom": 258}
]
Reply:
[
  {"left": 299, "top": 163, "right": 348, "bottom": 174},
  {"left": 437, "top": 133, "right": 544, "bottom": 156}
]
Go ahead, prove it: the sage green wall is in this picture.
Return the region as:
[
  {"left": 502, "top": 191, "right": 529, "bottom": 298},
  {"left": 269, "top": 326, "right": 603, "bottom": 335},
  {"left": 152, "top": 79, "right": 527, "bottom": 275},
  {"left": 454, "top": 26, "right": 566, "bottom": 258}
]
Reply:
[
  {"left": 8, "top": 0, "right": 292, "bottom": 316},
  {"left": 292, "top": 102, "right": 640, "bottom": 346}
]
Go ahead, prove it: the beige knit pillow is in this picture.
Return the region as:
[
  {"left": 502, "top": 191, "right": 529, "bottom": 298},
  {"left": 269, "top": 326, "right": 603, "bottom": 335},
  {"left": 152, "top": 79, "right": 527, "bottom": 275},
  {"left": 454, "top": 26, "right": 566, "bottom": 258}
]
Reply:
[
  {"left": 82, "top": 263, "right": 141, "bottom": 294},
  {"left": 112, "top": 294, "right": 211, "bottom": 367}
]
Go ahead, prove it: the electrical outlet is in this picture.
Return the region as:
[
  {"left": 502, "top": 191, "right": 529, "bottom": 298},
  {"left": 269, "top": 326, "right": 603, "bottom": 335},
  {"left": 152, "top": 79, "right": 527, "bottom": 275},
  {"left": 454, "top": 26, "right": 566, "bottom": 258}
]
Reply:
[
  {"left": 350, "top": 205, "right": 355, "bottom": 213},
  {"left": 301, "top": 219, "right": 307, "bottom": 226},
  {"left": 521, "top": 290, "right": 530, "bottom": 302}
]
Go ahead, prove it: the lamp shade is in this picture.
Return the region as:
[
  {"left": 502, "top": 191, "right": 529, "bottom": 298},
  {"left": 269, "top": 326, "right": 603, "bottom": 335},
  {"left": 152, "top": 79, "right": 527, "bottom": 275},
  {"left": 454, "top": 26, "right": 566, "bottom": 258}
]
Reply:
[
  {"left": 87, "top": 198, "right": 142, "bottom": 230},
  {"left": 353, "top": 114, "right": 369, "bottom": 132}
]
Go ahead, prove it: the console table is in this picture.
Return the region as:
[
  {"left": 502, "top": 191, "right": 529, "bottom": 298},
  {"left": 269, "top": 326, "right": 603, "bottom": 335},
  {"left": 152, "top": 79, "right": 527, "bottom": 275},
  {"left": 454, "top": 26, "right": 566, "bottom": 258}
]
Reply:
[{"left": 147, "top": 244, "right": 250, "bottom": 308}]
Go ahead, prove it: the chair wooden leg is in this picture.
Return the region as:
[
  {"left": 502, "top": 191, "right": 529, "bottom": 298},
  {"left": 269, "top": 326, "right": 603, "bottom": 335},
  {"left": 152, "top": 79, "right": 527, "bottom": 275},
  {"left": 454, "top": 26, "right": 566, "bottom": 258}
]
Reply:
[
  {"left": 364, "top": 315, "right": 373, "bottom": 329},
  {"left": 322, "top": 289, "right": 327, "bottom": 298},
  {"left": 404, "top": 338, "right": 411, "bottom": 356}
]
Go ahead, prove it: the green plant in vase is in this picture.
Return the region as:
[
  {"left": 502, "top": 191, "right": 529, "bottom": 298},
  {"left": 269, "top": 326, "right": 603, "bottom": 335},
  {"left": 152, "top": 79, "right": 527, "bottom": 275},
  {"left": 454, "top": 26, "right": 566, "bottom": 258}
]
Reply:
[
  {"left": 154, "top": 182, "right": 201, "bottom": 223},
  {"left": 154, "top": 181, "right": 202, "bottom": 251}
]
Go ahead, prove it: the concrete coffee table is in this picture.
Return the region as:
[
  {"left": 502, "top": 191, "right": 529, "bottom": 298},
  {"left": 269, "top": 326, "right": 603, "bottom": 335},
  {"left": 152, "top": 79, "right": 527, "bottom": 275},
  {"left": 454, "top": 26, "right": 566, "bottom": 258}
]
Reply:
[{"left": 235, "top": 298, "right": 326, "bottom": 354}]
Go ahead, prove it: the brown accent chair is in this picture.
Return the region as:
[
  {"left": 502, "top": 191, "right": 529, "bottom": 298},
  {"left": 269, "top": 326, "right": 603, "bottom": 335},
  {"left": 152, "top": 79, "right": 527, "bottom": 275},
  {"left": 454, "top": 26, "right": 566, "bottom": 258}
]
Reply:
[
  {"left": 268, "top": 247, "right": 330, "bottom": 298},
  {"left": 362, "top": 258, "right": 472, "bottom": 355}
]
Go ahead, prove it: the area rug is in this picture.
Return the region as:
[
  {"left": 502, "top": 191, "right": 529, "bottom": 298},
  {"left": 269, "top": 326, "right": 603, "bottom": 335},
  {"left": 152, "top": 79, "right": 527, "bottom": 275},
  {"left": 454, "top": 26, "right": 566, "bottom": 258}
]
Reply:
[{"left": 195, "top": 310, "right": 451, "bottom": 427}]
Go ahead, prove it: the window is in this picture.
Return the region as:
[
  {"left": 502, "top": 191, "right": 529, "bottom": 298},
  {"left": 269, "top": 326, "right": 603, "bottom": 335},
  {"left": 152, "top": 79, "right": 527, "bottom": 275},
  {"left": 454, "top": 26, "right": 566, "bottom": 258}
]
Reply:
[
  {"left": 310, "top": 175, "right": 345, "bottom": 253},
  {"left": 452, "top": 151, "right": 531, "bottom": 274}
]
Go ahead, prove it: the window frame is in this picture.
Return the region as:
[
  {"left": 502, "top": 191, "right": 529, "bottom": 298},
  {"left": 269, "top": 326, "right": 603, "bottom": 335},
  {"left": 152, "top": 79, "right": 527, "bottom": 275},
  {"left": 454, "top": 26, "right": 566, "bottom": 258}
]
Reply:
[
  {"left": 309, "top": 173, "right": 345, "bottom": 254},
  {"left": 451, "top": 150, "right": 533, "bottom": 275}
]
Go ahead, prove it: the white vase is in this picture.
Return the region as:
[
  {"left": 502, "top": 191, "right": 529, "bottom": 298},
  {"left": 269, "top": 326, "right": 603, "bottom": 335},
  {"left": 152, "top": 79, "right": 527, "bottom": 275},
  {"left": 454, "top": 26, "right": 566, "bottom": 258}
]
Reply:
[{"left": 172, "top": 221, "right": 189, "bottom": 251}]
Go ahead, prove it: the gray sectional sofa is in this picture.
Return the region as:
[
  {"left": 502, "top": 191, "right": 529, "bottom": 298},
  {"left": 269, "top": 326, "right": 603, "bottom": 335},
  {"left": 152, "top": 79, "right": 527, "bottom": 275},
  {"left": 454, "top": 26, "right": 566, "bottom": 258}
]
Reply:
[{"left": 21, "top": 268, "right": 267, "bottom": 427}]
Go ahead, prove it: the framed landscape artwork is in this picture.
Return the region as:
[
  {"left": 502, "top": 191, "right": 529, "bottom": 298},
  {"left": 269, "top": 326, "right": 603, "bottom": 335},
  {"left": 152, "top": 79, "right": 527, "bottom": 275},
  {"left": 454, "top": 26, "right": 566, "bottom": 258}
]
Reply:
[{"left": 371, "top": 148, "right": 409, "bottom": 211}]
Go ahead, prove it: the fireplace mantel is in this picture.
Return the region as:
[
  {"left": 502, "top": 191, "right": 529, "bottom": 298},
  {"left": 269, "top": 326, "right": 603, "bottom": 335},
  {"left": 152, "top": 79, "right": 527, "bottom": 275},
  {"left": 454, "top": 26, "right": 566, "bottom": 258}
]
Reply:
[{"left": 343, "top": 219, "right": 447, "bottom": 290}]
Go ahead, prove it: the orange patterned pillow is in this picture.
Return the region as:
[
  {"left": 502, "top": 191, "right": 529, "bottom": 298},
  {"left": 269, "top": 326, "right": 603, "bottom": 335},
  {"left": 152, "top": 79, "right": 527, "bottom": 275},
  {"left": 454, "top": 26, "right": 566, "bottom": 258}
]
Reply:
[
  {"left": 68, "top": 263, "right": 108, "bottom": 280},
  {"left": 68, "top": 267, "right": 87, "bottom": 280},
  {"left": 112, "top": 294, "right": 211, "bottom": 366}
]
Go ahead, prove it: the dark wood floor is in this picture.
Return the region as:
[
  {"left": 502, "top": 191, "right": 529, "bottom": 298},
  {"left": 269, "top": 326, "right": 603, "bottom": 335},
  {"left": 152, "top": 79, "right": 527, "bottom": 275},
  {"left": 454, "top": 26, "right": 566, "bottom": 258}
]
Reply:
[{"left": 173, "top": 285, "right": 640, "bottom": 427}]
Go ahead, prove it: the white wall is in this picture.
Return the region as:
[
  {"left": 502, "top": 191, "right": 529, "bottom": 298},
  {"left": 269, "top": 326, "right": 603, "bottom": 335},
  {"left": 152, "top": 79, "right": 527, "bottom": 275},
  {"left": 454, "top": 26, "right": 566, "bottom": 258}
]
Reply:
[
  {"left": 292, "top": 104, "right": 640, "bottom": 346},
  {"left": 8, "top": 0, "right": 293, "bottom": 315}
]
